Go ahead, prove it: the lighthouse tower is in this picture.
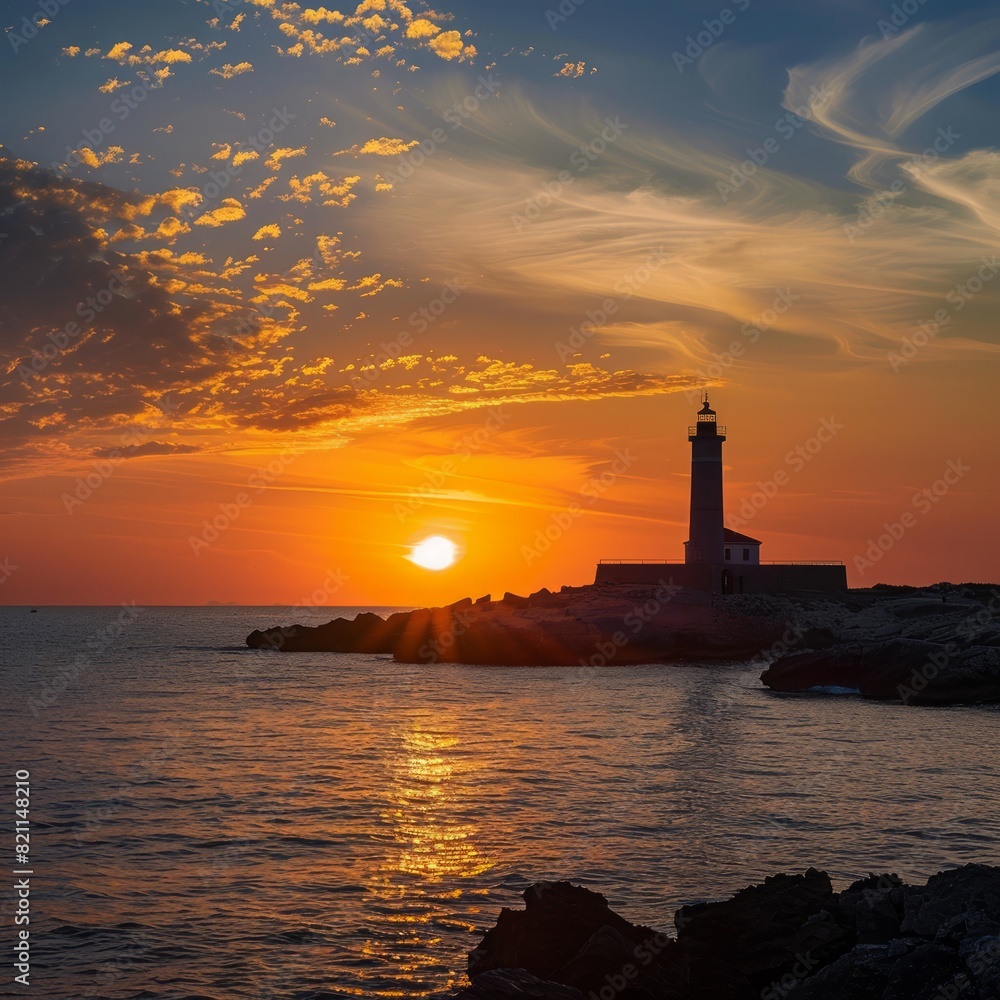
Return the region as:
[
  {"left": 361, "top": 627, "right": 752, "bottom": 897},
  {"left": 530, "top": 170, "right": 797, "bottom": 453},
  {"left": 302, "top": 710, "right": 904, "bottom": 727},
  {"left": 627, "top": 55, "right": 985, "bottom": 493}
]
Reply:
[
  {"left": 593, "top": 393, "right": 846, "bottom": 593},
  {"left": 684, "top": 394, "right": 726, "bottom": 565}
]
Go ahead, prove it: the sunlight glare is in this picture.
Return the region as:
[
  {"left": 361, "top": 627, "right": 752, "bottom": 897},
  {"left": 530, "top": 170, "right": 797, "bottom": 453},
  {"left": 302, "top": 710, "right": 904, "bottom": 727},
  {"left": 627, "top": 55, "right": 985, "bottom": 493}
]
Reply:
[{"left": 407, "top": 535, "right": 458, "bottom": 571}]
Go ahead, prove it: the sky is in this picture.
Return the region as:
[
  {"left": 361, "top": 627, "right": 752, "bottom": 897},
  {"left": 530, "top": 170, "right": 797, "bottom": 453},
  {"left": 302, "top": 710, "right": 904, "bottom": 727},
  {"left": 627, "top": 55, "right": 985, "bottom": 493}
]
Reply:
[{"left": 1, "top": 0, "right": 998, "bottom": 605}]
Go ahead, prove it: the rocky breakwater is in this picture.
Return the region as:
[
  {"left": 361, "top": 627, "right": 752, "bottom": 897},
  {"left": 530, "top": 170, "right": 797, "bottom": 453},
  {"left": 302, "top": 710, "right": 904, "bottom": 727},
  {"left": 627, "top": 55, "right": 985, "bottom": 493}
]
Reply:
[
  {"left": 441, "top": 865, "right": 1000, "bottom": 999},
  {"left": 246, "top": 583, "right": 792, "bottom": 665},
  {"left": 758, "top": 587, "right": 1000, "bottom": 705}
]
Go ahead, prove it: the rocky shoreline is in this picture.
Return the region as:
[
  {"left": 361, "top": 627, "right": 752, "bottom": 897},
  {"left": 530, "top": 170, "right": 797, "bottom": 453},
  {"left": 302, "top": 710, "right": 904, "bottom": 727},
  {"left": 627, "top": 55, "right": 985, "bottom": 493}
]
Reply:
[
  {"left": 758, "top": 585, "right": 1000, "bottom": 705},
  {"left": 245, "top": 582, "right": 1000, "bottom": 704},
  {"left": 246, "top": 582, "right": 797, "bottom": 665},
  {"left": 439, "top": 865, "right": 1000, "bottom": 999}
]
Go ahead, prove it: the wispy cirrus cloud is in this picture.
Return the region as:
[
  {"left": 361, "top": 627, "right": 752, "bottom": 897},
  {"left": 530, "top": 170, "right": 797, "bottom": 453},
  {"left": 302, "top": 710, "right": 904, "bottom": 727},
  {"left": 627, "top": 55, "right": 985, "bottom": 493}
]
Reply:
[
  {"left": 784, "top": 20, "right": 1000, "bottom": 187},
  {"left": 356, "top": 58, "right": 1000, "bottom": 375}
]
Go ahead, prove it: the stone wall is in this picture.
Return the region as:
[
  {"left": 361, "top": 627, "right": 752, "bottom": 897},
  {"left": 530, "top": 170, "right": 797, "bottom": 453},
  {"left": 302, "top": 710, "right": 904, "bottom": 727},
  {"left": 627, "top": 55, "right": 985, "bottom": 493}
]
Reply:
[{"left": 594, "top": 561, "right": 847, "bottom": 594}]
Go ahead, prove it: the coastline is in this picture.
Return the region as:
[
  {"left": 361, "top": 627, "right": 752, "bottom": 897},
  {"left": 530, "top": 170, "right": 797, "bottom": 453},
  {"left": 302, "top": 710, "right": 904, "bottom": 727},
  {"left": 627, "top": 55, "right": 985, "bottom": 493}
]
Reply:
[{"left": 246, "top": 582, "right": 1000, "bottom": 704}]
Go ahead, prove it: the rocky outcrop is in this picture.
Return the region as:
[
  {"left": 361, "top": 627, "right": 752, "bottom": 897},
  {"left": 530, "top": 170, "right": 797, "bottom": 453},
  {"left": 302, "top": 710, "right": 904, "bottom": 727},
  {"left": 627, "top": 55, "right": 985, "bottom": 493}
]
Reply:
[
  {"left": 448, "top": 969, "right": 584, "bottom": 999},
  {"left": 754, "top": 589, "right": 1000, "bottom": 705},
  {"left": 245, "top": 583, "right": 1000, "bottom": 696},
  {"left": 441, "top": 865, "right": 1000, "bottom": 999},
  {"left": 247, "top": 584, "right": 790, "bottom": 665},
  {"left": 761, "top": 638, "right": 1000, "bottom": 704},
  {"left": 469, "top": 881, "right": 662, "bottom": 985},
  {"left": 246, "top": 608, "right": 413, "bottom": 653}
]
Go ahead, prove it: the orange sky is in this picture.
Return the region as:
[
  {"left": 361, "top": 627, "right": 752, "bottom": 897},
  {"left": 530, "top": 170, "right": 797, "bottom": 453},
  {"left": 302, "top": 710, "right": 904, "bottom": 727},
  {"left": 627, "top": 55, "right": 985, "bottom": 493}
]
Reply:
[
  {"left": 2, "top": 3, "right": 999, "bottom": 604},
  {"left": 2, "top": 362, "right": 995, "bottom": 605}
]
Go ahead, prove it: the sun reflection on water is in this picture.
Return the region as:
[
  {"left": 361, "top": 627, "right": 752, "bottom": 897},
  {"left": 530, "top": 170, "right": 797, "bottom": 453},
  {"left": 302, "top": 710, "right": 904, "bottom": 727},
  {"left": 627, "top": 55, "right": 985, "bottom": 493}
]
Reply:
[
  {"left": 362, "top": 722, "right": 493, "bottom": 993},
  {"left": 385, "top": 729, "right": 491, "bottom": 881}
]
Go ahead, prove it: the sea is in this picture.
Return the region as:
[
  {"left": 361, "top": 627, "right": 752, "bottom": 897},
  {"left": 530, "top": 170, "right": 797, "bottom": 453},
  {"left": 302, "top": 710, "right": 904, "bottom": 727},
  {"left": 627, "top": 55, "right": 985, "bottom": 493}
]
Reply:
[{"left": 1, "top": 605, "right": 998, "bottom": 999}]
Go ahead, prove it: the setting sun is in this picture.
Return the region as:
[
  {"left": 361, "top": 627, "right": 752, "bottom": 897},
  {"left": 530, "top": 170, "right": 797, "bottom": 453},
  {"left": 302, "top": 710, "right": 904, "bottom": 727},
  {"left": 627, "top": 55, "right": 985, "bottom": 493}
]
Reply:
[{"left": 408, "top": 536, "right": 459, "bottom": 571}]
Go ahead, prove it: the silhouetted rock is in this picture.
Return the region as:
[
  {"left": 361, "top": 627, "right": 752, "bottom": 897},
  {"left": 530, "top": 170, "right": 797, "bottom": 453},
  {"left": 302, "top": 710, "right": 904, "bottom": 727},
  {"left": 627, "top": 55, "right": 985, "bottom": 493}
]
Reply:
[
  {"left": 448, "top": 864, "right": 1000, "bottom": 1000},
  {"left": 501, "top": 591, "right": 530, "bottom": 607},
  {"left": 762, "top": 637, "right": 1000, "bottom": 705},
  {"left": 760, "top": 644, "right": 867, "bottom": 692},
  {"left": 246, "top": 609, "right": 411, "bottom": 652},
  {"left": 245, "top": 582, "right": 1000, "bottom": 686},
  {"left": 836, "top": 873, "right": 905, "bottom": 944},
  {"left": 798, "top": 626, "right": 838, "bottom": 649},
  {"left": 443, "top": 968, "right": 585, "bottom": 999},
  {"left": 899, "top": 864, "right": 1000, "bottom": 940},
  {"left": 675, "top": 868, "right": 849, "bottom": 993},
  {"left": 246, "top": 583, "right": 789, "bottom": 665},
  {"left": 468, "top": 881, "right": 660, "bottom": 984}
]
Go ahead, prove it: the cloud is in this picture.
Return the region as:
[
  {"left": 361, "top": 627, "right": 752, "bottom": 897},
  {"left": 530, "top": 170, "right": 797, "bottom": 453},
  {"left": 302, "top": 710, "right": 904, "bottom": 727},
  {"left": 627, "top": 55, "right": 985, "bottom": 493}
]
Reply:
[
  {"left": 301, "top": 8, "right": 344, "bottom": 26},
  {"left": 0, "top": 161, "right": 711, "bottom": 471},
  {"left": 153, "top": 216, "right": 190, "bottom": 240},
  {"left": 427, "top": 30, "right": 473, "bottom": 62},
  {"left": 93, "top": 440, "right": 200, "bottom": 458},
  {"left": 264, "top": 146, "right": 307, "bottom": 170},
  {"left": 0, "top": 160, "right": 291, "bottom": 467},
  {"left": 210, "top": 61, "right": 254, "bottom": 78},
  {"left": 224, "top": 0, "right": 477, "bottom": 68},
  {"left": 357, "top": 86, "right": 1000, "bottom": 373},
  {"left": 75, "top": 146, "right": 125, "bottom": 168},
  {"left": 193, "top": 197, "right": 246, "bottom": 227},
  {"left": 222, "top": 355, "right": 701, "bottom": 433},
  {"left": 105, "top": 42, "right": 193, "bottom": 68},
  {"left": 336, "top": 138, "right": 421, "bottom": 156},
  {"left": 784, "top": 20, "right": 1000, "bottom": 189},
  {"left": 278, "top": 171, "right": 361, "bottom": 206},
  {"left": 405, "top": 19, "right": 440, "bottom": 40}
]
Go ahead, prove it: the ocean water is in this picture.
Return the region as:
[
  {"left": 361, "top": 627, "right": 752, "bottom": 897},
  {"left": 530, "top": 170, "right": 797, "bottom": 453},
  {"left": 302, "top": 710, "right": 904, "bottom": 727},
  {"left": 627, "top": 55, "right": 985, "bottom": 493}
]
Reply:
[{"left": 2, "top": 605, "right": 998, "bottom": 999}]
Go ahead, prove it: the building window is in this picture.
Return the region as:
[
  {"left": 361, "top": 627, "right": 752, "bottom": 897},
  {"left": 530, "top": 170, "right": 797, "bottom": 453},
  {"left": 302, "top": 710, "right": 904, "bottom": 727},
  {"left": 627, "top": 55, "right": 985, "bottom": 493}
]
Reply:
[
  {"left": 725, "top": 547, "right": 731, "bottom": 560},
  {"left": 743, "top": 548, "right": 750, "bottom": 561}
]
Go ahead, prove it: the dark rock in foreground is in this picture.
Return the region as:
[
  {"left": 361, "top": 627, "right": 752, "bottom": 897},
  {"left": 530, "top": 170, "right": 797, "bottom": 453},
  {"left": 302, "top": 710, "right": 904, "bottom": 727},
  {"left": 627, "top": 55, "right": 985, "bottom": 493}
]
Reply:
[{"left": 440, "top": 865, "right": 1000, "bottom": 999}]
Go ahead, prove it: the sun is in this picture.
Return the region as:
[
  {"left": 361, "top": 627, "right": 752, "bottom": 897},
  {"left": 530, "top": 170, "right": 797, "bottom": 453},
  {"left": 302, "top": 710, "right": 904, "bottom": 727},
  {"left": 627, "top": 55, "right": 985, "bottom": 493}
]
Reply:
[{"left": 407, "top": 535, "right": 458, "bottom": 571}]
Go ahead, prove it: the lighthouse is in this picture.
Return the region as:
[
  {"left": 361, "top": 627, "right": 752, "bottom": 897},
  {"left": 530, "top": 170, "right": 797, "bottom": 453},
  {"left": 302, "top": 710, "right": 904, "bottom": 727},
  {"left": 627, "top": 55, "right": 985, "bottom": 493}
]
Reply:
[
  {"left": 684, "top": 394, "right": 726, "bottom": 565},
  {"left": 593, "top": 394, "right": 846, "bottom": 594}
]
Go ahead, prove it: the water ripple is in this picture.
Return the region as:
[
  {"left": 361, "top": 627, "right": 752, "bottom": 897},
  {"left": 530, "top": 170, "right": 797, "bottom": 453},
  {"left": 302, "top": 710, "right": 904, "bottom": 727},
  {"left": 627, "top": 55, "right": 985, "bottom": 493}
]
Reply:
[{"left": 2, "top": 606, "right": 998, "bottom": 998}]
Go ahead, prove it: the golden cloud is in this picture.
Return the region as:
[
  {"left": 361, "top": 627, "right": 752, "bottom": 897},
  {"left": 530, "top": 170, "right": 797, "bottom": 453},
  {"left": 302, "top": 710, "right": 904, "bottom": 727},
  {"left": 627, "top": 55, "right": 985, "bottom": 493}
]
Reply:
[
  {"left": 301, "top": 7, "right": 344, "bottom": 24},
  {"left": 193, "top": 197, "right": 246, "bottom": 227},
  {"left": 337, "top": 137, "right": 420, "bottom": 156},
  {"left": 75, "top": 146, "right": 125, "bottom": 168},
  {"left": 264, "top": 146, "right": 307, "bottom": 170},
  {"left": 154, "top": 217, "right": 191, "bottom": 240},
  {"left": 210, "top": 61, "right": 254, "bottom": 78},
  {"left": 278, "top": 171, "right": 361, "bottom": 206},
  {"left": 405, "top": 18, "right": 440, "bottom": 39}
]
